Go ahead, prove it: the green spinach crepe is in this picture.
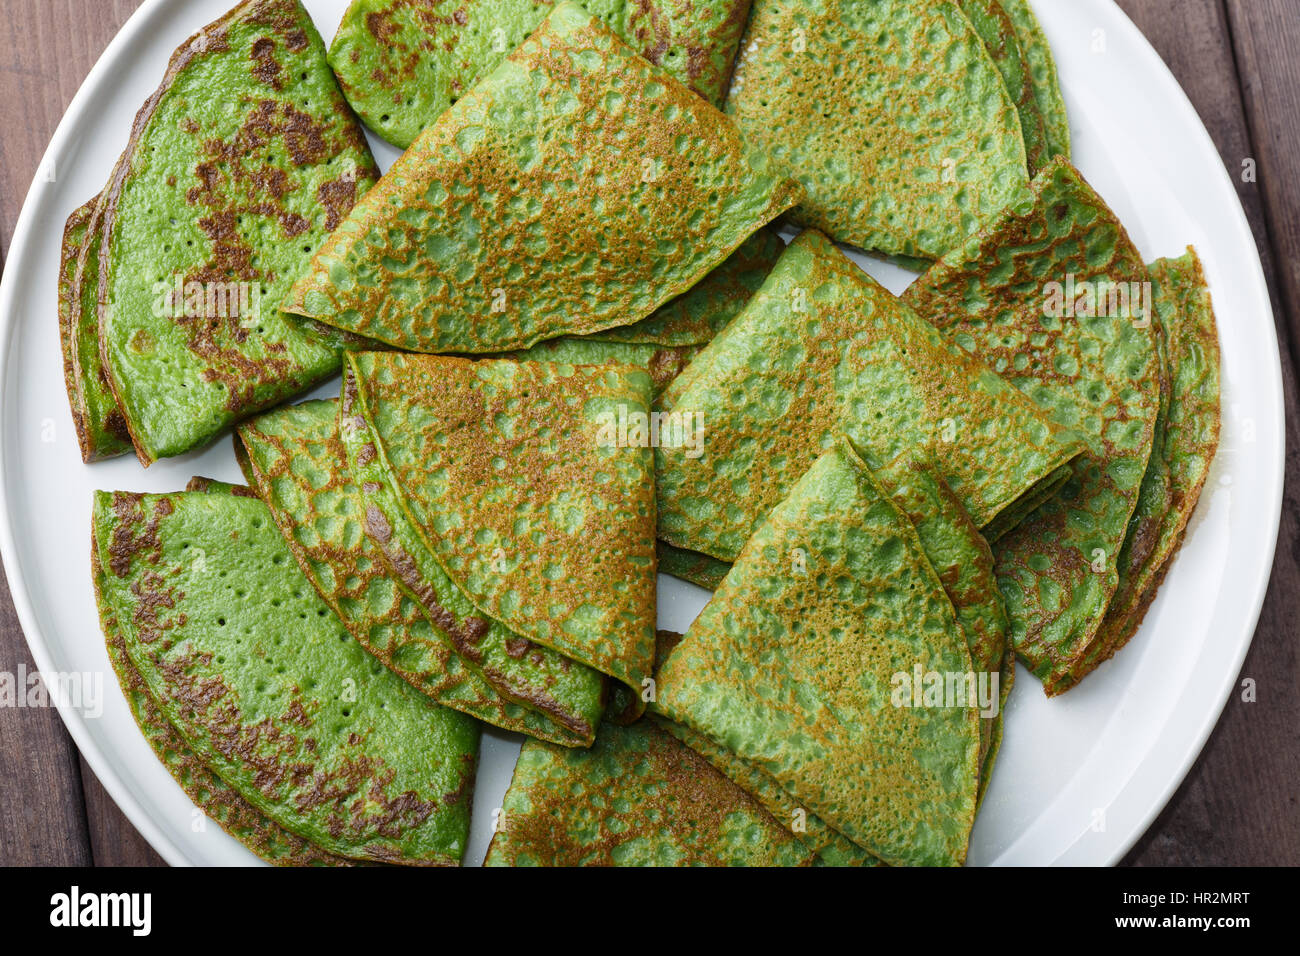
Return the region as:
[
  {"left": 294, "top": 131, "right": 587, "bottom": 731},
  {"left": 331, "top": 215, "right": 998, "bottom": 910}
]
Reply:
[
  {"left": 93, "top": 488, "right": 480, "bottom": 865},
  {"left": 61, "top": 195, "right": 133, "bottom": 461},
  {"left": 654, "top": 440, "right": 982, "bottom": 866},
  {"left": 484, "top": 719, "right": 816, "bottom": 866},
  {"left": 998, "top": 0, "right": 1070, "bottom": 161},
  {"left": 97, "top": 0, "right": 381, "bottom": 463},
  {"left": 722, "top": 0, "right": 1029, "bottom": 260},
  {"left": 904, "top": 158, "right": 1161, "bottom": 692},
  {"left": 957, "top": 0, "right": 1066, "bottom": 174},
  {"left": 285, "top": 2, "right": 801, "bottom": 353},
  {"left": 344, "top": 352, "right": 659, "bottom": 723},
  {"left": 97, "top": 482, "right": 353, "bottom": 866},
  {"left": 237, "top": 399, "right": 607, "bottom": 746},
  {"left": 329, "top": 0, "right": 756, "bottom": 149},
  {"left": 656, "top": 541, "right": 732, "bottom": 590},
  {"left": 656, "top": 229, "right": 1085, "bottom": 563},
  {"left": 1052, "top": 249, "right": 1221, "bottom": 693}
]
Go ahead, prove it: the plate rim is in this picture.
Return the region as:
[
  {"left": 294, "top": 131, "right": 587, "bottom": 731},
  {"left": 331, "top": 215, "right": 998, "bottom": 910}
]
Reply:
[{"left": 0, "top": 0, "right": 1284, "bottom": 868}]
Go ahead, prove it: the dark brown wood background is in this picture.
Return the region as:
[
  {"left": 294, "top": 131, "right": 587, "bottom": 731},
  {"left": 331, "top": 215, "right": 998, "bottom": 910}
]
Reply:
[{"left": 0, "top": 0, "right": 1296, "bottom": 867}]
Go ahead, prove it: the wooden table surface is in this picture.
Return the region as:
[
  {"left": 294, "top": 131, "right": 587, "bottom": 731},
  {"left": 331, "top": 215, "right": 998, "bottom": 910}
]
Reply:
[{"left": 0, "top": 0, "right": 1296, "bottom": 867}]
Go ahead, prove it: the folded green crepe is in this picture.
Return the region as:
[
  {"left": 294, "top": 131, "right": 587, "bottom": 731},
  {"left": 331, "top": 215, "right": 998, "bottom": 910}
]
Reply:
[
  {"left": 1052, "top": 249, "right": 1220, "bottom": 694},
  {"left": 60, "top": 194, "right": 132, "bottom": 462},
  {"left": 656, "top": 229, "right": 1084, "bottom": 563},
  {"left": 656, "top": 541, "right": 732, "bottom": 590},
  {"left": 998, "top": 0, "right": 1070, "bottom": 160},
  {"left": 958, "top": 0, "right": 1065, "bottom": 175},
  {"left": 285, "top": 2, "right": 801, "bottom": 353},
  {"left": 484, "top": 719, "right": 816, "bottom": 866},
  {"left": 503, "top": 338, "right": 698, "bottom": 399},
  {"left": 96, "top": 486, "right": 353, "bottom": 867},
  {"left": 236, "top": 399, "right": 607, "bottom": 746},
  {"left": 344, "top": 352, "right": 659, "bottom": 722},
  {"left": 654, "top": 440, "right": 982, "bottom": 866},
  {"left": 329, "top": 0, "right": 756, "bottom": 149},
  {"left": 93, "top": 488, "right": 480, "bottom": 865},
  {"left": 723, "top": 0, "right": 1029, "bottom": 260},
  {"left": 657, "top": 453, "right": 1010, "bottom": 863},
  {"left": 581, "top": 227, "right": 786, "bottom": 347},
  {"left": 96, "top": 0, "right": 381, "bottom": 463},
  {"left": 904, "top": 158, "right": 1162, "bottom": 692}
]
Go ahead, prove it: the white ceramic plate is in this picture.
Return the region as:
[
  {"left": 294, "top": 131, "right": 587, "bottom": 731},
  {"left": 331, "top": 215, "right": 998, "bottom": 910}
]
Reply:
[{"left": 0, "top": 0, "right": 1283, "bottom": 866}]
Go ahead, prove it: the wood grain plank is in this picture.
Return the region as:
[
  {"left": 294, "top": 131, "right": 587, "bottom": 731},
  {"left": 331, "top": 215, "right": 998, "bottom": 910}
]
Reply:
[
  {"left": 1115, "top": 0, "right": 1300, "bottom": 866},
  {"left": 0, "top": 0, "right": 142, "bottom": 867}
]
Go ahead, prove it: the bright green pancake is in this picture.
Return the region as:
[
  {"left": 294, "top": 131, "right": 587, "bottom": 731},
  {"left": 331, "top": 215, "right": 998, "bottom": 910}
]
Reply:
[
  {"left": 1053, "top": 249, "right": 1221, "bottom": 694},
  {"left": 722, "top": 0, "right": 1029, "bottom": 260},
  {"left": 237, "top": 399, "right": 608, "bottom": 746},
  {"left": 97, "top": 0, "right": 381, "bottom": 463},
  {"left": 957, "top": 0, "right": 1049, "bottom": 173},
  {"left": 653, "top": 440, "right": 982, "bottom": 866},
  {"left": 504, "top": 337, "right": 698, "bottom": 399},
  {"left": 93, "top": 488, "right": 479, "bottom": 865},
  {"left": 484, "top": 719, "right": 816, "bottom": 867},
  {"left": 345, "top": 352, "right": 659, "bottom": 722},
  {"left": 60, "top": 194, "right": 132, "bottom": 462},
  {"left": 583, "top": 228, "right": 786, "bottom": 347},
  {"left": 329, "top": 0, "right": 756, "bottom": 149},
  {"left": 656, "top": 229, "right": 1084, "bottom": 562},
  {"left": 904, "top": 158, "right": 1161, "bottom": 692},
  {"left": 285, "top": 2, "right": 801, "bottom": 353},
  {"left": 95, "top": 501, "right": 353, "bottom": 867},
  {"left": 998, "top": 0, "right": 1070, "bottom": 161}
]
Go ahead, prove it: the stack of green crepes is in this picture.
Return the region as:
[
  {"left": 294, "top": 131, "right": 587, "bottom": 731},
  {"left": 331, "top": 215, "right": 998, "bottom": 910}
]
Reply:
[{"left": 85, "top": 0, "right": 1222, "bottom": 866}]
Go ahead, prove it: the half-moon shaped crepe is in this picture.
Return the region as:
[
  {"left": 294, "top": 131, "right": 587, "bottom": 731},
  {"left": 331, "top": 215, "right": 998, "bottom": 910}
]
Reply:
[
  {"left": 284, "top": 2, "right": 801, "bottom": 354},
  {"left": 656, "top": 229, "right": 1084, "bottom": 562},
  {"left": 582, "top": 227, "right": 786, "bottom": 347},
  {"left": 60, "top": 195, "right": 132, "bottom": 462},
  {"left": 998, "top": 0, "right": 1070, "bottom": 161},
  {"left": 345, "top": 352, "right": 659, "bottom": 722},
  {"left": 236, "top": 399, "right": 607, "bottom": 746},
  {"left": 1052, "top": 249, "right": 1221, "bottom": 694},
  {"left": 484, "top": 719, "right": 816, "bottom": 867},
  {"left": 653, "top": 440, "right": 982, "bottom": 866},
  {"left": 95, "top": 488, "right": 352, "bottom": 866},
  {"left": 904, "top": 158, "right": 1161, "bottom": 692},
  {"left": 329, "top": 0, "right": 756, "bottom": 149},
  {"left": 722, "top": 0, "right": 1029, "bottom": 260},
  {"left": 93, "top": 488, "right": 480, "bottom": 865},
  {"left": 97, "top": 0, "right": 381, "bottom": 464}
]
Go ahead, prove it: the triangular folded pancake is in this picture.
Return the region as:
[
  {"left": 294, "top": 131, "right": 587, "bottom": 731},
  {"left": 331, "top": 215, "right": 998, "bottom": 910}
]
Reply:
[
  {"left": 1053, "top": 249, "right": 1221, "bottom": 693},
  {"left": 656, "top": 541, "right": 732, "bottom": 591},
  {"left": 656, "top": 452, "right": 1009, "bottom": 864},
  {"left": 722, "top": 0, "right": 1029, "bottom": 260},
  {"left": 329, "top": 0, "right": 756, "bottom": 148},
  {"left": 653, "top": 440, "right": 982, "bottom": 866},
  {"left": 93, "top": 488, "right": 480, "bottom": 865},
  {"left": 904, "top": 159, "right": 1162, "bottom": 691},
  {"left": 285, "top": 2, "right": 801, "bottom": 353},
  {"left": 655, "top": 229, "right": 1084, "bottom": 562},
  {"left": 958, "top": 0, "right": 1068, "bottom": 175},
  {"left": 97, "top": 0, "right": 381, "bottom": 463},
  {"left": 60, "top": 194, "right": 132, "bottom": 462},
  {"left": 344, "top": 352, "right": 659, "bottom": 721},
  {"left": 236, "top": 399, "right": 608, "bottom": 746},
  {"left": 97, "top": 481, "right": 352, "bottom": 866},
  {"left": 484, "top": 719, "right": 816, "bottom": 867},
  {"left": 998, "top": 0, "right": 1070, "bottom": 160}
]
